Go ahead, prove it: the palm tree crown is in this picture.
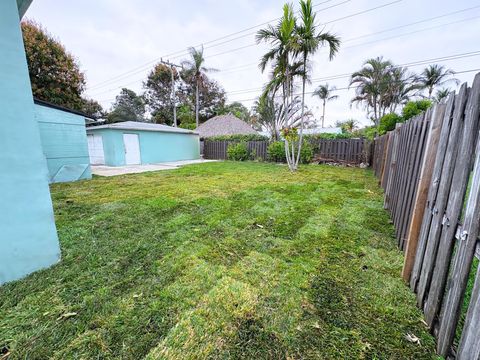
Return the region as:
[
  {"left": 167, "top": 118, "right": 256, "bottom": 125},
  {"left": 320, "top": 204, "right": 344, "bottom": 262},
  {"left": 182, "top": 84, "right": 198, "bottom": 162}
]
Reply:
[
  {"left": 312, "top": 83, "right": 338, "bottom": 127},
  {"left": 181, "top": 46, "right": 216, "bottom": 127},
  {"left": 419, "top": 64, "right": 458, "bottom": 99}
]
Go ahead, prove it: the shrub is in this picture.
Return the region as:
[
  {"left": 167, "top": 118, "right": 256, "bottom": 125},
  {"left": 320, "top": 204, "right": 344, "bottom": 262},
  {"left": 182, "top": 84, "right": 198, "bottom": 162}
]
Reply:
[
  {"left": 179, "top": 123, "right": 196, "bottom": 130},
  {"left": 304, "top": 132, "right": 352, "bottom": 141},
  {"left": 207, "top": 134, "right": 268, "bottom": 142},
  {"left": 267, "top": 141, "right": 313, "bottom": 164},
  {"left": 378, "top": 113, "right": 403, "bottom": 135},
  {"left": 227, "top": 142, "right": 250, "bottom": 161},
  {"left": 402, "top": 100, "right": 432, "bottom": 121},
  {"left": 267, "top": 141, "right": 286, "bottom": 162}
]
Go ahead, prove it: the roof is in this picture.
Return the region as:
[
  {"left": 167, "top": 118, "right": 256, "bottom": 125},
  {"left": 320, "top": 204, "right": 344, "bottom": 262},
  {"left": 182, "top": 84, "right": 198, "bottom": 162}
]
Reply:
[
  {"left": 86, "top": 121, "right": 199, "bottom": 135},
  {"left": 34, "top": 98, "right": 95, "bottom": 121},
  {"left": 17, "top": 0, "right": 33, "bottom": 18},
  {"left": 302, "top": 127, "right": 342, "bottom": 135},
  {"left": 196, "top": 114, "right": 258, "bottom": 138}
]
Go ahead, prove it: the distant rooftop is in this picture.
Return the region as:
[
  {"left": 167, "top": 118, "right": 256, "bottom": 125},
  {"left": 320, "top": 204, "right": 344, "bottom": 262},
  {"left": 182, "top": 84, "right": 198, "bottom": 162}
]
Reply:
[
  {"left": 87, "top": 121, "right": 199, "bottom": 135},
  {"left": 196, "top": 114, "right": 258, "bottom": 138}
]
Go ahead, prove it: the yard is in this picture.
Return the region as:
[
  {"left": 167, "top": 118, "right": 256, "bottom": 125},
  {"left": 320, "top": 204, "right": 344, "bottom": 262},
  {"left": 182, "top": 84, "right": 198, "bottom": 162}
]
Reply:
[{"left": 0, "top": 162, "right": 437, "bottom": 359}]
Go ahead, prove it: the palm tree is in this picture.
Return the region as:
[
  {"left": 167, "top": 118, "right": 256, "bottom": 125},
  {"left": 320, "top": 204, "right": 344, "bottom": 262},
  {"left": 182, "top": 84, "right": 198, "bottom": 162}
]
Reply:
[
  {"left": 419, "top": 64, "right": 459, "bottom": 99},
  {"left": 256, "top": 3, "right": 298, "bottom": 170},
  {"left": 294, "top": 0, "right": 340, "bottom": 167},
  {"left": 433, "top": 88, "right": 451, "bottom": 103},
  {"left": 312, "top": 83, "right": 338, "bottom": 127},
  {"left": 336, "top": 119, "right": 359, "bottom": 133},
  {"left": 181, "top": 46, "right": 216, "bottom": 127}
]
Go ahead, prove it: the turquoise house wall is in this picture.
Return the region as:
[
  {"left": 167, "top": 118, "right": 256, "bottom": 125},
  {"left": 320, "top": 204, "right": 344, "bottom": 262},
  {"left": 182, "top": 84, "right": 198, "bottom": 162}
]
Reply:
[
  {"left": 0, "top": 0, "right": 60, "bottom": 284},
  {"left": 35, "top": 104, "right": 92, "bottom": 183},
  {"left": 87, "top": 129, "right": 200, "bottom": 166}
]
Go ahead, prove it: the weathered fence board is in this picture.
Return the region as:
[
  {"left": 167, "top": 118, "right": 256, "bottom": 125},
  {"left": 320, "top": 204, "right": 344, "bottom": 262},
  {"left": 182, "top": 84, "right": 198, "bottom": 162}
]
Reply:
[{"left": 371, "top": 72, "right": 480, "bottom": 359}]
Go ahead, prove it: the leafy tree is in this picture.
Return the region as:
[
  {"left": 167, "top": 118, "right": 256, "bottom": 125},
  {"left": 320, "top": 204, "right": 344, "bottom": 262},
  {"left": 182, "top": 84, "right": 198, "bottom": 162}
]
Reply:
[
  {"left": 22, "top": 19, "right": 86, "bottom": 110},
  {"left": 217, "top": 102, "right": 251, "bottom": 122},
  {"left": 313, "top": 84, "right": 338, "bottom": 127},
  {"left": 433, "top": 88, "right": 451, "bottom": 103},
  {"left": 177, "top": 104, "right": 195, "bottom": 128},
  {"left": 107, "top": 88, "right": 145, "bottom": 123},
  {"left": 81, "top": 98, "right": 105, "bottom": 119},
  {"left": 402, "top": 99, "right": 432, "bottom": 121},
  {"left": 181, "top": 46, "right": 217, "bottom": 127},
  {"left": 419, "top": 64, "right": 459, "bottom": 99},
  {"left": 144, "top": 63, "right": 179, "bottom": 126},
  {"left": 378, "top": 113, "right": 402, "bottom": 135}
]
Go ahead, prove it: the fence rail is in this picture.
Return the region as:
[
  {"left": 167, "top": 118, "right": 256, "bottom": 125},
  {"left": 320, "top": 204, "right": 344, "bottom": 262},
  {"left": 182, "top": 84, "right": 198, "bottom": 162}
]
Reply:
[
  {"left": 372, "top": 72, "right": 480, "bottom": 359},
  {"left": 202, "top": 138, "right": 367, "bottom": 164}
]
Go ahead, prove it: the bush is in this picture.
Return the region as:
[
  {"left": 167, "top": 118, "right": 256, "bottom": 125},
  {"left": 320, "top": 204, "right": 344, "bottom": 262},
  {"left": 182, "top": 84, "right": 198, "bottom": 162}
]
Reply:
[
  {"left": 304, "top": 132, "right": 352, "bottom": 141},
  {"left": 402, "top": 100, "right": 432, "bottom": 121},
  {"left": 179, "top": 123, "right": 196, "bottom": 130},
  {"left": 267, "top": 141, "right": 286, "bottom": 162},
  {"left": 207, "top": 134, "right": 268, "bottom": 142},
  {"left": 227, "top": 142, "right": 250, "bottom": 161},
  {"left": 378, "top": 113, "right": 403, "bottom": 135},
  {"left": 267, "top": 141, "right": 313, "bottom": 164}
]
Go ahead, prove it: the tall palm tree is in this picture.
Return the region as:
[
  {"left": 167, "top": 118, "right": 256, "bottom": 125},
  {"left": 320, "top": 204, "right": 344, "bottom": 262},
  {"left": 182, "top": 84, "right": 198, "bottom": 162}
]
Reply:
[
  {"left": 181, "top": 46, "right": 216, "bottom": 127},
  {"left": 256, "top": 3, "right": 298, "bottom": 170},
  {"left": 419, "top": 64, "right": 459, "bottom": 99},
  {"left": 350, "top": 57, "right": 394, "bottom": 127},
  {"left": 295, "top": 0, "right": 340, "bottom": 167},
  {"left": 312, "top": 83, "right": 338, "bottom": 127}
]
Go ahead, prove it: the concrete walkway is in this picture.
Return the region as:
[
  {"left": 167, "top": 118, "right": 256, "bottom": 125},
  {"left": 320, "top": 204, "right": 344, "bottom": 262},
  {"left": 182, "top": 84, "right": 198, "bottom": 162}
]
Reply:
[{"left": 91, "top": 159, "right": 217, "bottom": 177}]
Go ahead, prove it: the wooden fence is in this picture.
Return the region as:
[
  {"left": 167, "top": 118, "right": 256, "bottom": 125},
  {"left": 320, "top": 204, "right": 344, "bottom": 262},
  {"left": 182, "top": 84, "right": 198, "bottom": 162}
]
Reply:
[
  {"left": 372, "top": 73, "right": 480, "bottom": 359},
  {"left": 202, "top": 138, "right": 367, "bottom": 164}
]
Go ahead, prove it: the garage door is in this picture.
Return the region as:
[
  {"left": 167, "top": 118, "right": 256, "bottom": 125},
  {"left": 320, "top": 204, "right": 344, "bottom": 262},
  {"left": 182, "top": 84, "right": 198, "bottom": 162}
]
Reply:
[
  {"left": 123, "top": 133, "right": 141, "bottom": 165},
  {"left": 87, "top": 134, "right": 105, "bottom": 165}
]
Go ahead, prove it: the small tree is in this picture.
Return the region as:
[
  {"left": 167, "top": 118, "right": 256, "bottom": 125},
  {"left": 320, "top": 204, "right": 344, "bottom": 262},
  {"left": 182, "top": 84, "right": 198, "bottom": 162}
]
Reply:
[
  {"left": 313, "top": 84, "right": 338, "bottom": 127},
  {"left": 107, "top": 88, "right": 145, "bottom": 123}
]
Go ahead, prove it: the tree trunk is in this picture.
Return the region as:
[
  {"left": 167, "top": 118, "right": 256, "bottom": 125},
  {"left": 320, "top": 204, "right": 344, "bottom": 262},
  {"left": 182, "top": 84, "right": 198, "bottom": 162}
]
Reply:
[
  {"left": 195, "top": 79, "right": 199, "bottom": 128},
  {"left": 322, "top": 100, "right": 326, "bottom": 128}
]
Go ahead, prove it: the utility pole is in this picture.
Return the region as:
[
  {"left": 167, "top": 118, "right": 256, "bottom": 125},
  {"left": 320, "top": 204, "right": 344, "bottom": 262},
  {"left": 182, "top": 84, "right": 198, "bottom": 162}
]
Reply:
[{"left": 160, "top": 59, "right": 182, "bottom": 127}]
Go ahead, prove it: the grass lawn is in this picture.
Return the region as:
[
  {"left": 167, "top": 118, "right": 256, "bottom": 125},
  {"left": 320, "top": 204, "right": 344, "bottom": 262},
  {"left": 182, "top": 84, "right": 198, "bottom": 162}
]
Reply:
[{"left": 0, "top": 162, "right": 437, "bottom": 359}]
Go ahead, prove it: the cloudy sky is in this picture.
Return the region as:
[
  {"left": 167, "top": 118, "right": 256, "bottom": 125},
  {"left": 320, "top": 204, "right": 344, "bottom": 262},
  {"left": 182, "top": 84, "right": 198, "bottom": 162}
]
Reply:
[{"left": 26, "top": 0, "right": 480, "bottom": 127}]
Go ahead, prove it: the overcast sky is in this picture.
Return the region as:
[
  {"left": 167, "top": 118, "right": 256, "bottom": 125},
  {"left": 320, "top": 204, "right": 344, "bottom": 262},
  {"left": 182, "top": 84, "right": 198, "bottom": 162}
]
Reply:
[{"left": 26, "top": 0, "right": 480, "bottom": 127}]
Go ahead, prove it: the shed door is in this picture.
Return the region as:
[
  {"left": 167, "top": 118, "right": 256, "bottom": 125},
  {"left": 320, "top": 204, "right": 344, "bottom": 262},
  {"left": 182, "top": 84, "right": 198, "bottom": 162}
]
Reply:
[
  {"left": 87, "top": 134, "right": 105, "bottom": 165},
  {"left": 123, "top": 133, "right": 141, "bottom": 165}
]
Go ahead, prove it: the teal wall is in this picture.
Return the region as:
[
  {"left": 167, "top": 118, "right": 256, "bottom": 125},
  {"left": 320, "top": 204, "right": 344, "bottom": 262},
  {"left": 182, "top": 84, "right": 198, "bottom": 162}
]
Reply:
[
  {"left": 87, "top": 129, "right": 200, "bottom": 166},
  {"left": 0, "top": 0, "right": 60, "bottom": 284},
  {"left": 35, "top": 104, "right": 92, "bottom": 183}
]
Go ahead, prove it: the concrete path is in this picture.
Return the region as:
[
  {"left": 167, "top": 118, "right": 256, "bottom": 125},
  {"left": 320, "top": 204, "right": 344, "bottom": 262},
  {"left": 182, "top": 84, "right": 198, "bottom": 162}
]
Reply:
[{"left": 91, "top": 159, "right": 217, "bottom": 177}]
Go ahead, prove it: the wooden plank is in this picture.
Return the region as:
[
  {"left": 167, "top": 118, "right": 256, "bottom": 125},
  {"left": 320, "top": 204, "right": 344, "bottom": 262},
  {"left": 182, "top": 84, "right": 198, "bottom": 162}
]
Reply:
[
  {"left": 415, "top": 84, "right": 469, "bottom": 306},
  {"left": 384, "top": 125, "right": 401, "bottom": 210},
  {"left": 410, "top": 94, "right": 456, "bottom": 290},
  {"left": 436, "top": 73, "right": 480, "bottom": 357},
  {"left": 402, "top": 103, "right": 446, "bottom": 281},
  {"left": 424, "top": 84, "right": 480, "bottom": 327}
]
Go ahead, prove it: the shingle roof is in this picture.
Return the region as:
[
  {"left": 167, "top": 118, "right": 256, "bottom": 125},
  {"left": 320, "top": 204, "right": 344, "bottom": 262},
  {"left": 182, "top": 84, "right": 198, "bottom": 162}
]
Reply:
[
  {"left": 86, "top": 121, "right": 198, "bottom": 135},
  {"left": 196, "top": 114, "right": 258, "bottom": 138}
]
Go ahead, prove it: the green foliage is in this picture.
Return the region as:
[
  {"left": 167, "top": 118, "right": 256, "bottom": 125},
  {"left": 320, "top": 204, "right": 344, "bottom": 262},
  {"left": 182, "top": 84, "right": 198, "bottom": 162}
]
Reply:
[
  {"left": 402, "top": 100, "right": 432, "bottom": 121},
  {"left": 207, "top": 134, "right": 268, "bottom": 142},
  {"left": 80, "top": 98, "right": 105, "bottom": 119},
  {"left": 227, "top": 142, "right": 250, "bottom": 161},
  {"left": 355, "top": 126, "right": 377, "bottom": 140},
  {"left": 177, "top": 104, "right": 196, "bottom": 128},
  {"left": 107, "top": 88, "right": 145, "bottom": 123},
  {"left": 304, "top": 132, "right": 352, "bottom": 140},
  {"left": 21, "top": 19, "right": 86, "bottom": 110},
  {"left": 268, "top": 141, "right": 313, "bottom": 164},
  {"left": 0, "top": 162, "right": 436, "bottom": 359},
  {"left": 179, "top": 123, "right": 196, "bottom": 130},
  {"left": 378, "top": 113, "right": 403, "bottom": 135},
  {"left": 268, "top": 141, "right": 286, "bottom": 162}
]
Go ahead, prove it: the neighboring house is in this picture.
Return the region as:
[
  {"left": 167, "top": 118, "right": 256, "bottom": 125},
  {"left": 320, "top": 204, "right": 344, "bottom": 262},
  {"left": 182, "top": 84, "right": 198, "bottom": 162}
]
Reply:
[
  {"left": 1, "top": 0, "right": 60, "bottom": 284},
  {"left": 86, "top": 121, "right": 200, "bottom": 166},
  {"left": 301, "top": 127, "right": 342, "bottom": 135},
  {"left": 196, "top": 113, "right": 259, "bottom": 139},
  {"left": 34, "top": 99, "right": 93, "bottom": 183}
]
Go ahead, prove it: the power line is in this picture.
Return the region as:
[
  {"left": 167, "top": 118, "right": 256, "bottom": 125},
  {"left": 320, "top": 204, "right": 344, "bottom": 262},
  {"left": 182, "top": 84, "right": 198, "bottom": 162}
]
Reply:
[
  {"left": 87, "top": 0, "right": 347, "bottom": 90},
  {"left": 89, "top": 4, "right": 478, "bottom": 97},
  {"left": 88, "top": 0, "right": 400, "bottom": 91}
]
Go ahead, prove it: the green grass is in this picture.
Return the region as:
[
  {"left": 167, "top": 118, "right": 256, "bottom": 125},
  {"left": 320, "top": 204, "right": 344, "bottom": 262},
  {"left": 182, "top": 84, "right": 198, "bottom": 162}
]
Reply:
[{"left": 0, "top": 162, "right": 436, "bottom": 359}]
